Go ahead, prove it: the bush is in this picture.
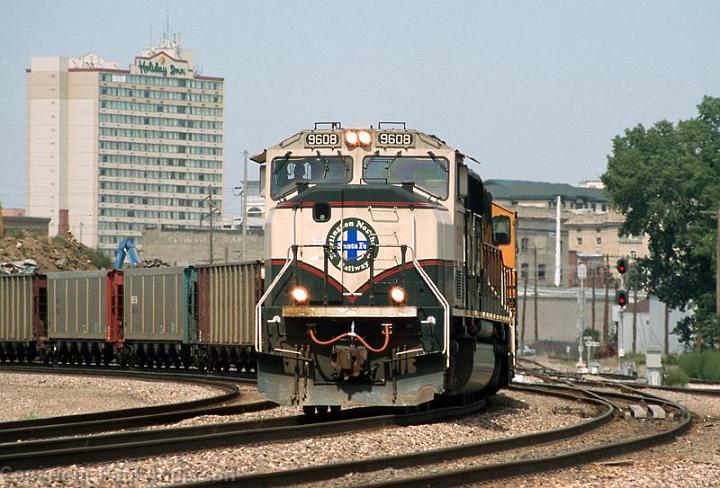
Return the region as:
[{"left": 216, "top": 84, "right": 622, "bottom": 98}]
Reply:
[
  {"left": 701, "top": 352, "right": 720, "bottom": 380},
  {"left": 83, "top": 247, "right": 113, "bottom": 269},
  {"left": 678, "top": 351, "right": 720, "bottom": 380},
  {"left": 52, "top": 235, "right": 69, "bottom": 248},
  {"left": 679, "top": 352, "right": 703, "bottom": 378},
  {"left": 622, "top": 352, "right": 646, "bottom": 365},
  {"left": 662, "top": 354, "right": 679, "bottom": 365},
  {"left": 582, "top": 328, "right": 600, "bottom": 342},
  {"left": 664, "top": 365, "right": 689, "bottom": 387}
]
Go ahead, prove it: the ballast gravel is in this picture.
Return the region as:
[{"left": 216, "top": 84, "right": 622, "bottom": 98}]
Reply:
[
  {"left": 0, "top": 390, "right": 588, "bottom": 487},
  {"left": 0, "top": 372, "right": 220, "bottom": 422},
  {"left": 480, "top": 388, "right": 720, "bottom": 488}
]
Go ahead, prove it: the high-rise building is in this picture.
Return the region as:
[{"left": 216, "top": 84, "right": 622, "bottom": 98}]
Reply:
[{"left": 26, "top": 36, "right": 224, "bottom": 255}]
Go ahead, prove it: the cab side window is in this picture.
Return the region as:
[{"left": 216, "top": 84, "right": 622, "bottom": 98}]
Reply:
[{"left": 493, "top": 215, "right": 511, "bottom": 245}]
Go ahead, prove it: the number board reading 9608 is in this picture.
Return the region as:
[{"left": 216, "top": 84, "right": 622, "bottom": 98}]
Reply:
[
  {"left": 305, "top": 132, "right": 341, "bottom": 148},
  {"left": 377, "top": 132, "right": 414, "bottom": 148}
]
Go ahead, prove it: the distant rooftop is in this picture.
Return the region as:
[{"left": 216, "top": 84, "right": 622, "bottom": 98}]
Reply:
[{"left": 485, "top": 179, "right": 607, "bottom": 202}]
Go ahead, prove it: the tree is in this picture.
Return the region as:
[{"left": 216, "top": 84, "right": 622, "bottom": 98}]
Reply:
[{"left": 601, "top": 96, "right": 720, "bottom": 348}]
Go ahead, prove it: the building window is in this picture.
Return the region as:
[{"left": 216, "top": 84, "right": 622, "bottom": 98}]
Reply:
[
  {"left": 521, "top": 237, "right": 529, "bottom": 252},
  {"left": 521, "top": 263, "right": 529, "bottom": 280},
  {"left": 596, "top": 237, "right": 602, "bottom": 245},
  {"left": 538, "top": 264, "right": 546, "bottom": 280},
  {"left": 602, "top": 204, "right": 607, "bottom": 212},
  {"left": 577, "top": 237, "right": 582, "bottom": 245}
]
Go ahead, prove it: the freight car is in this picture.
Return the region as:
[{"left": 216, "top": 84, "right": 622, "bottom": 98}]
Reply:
[
  {"left": 0, "top": 273, "right": 45, "bottom": 362},
  {"left": 0, "top": 262, "right": 261, "bottom": 371},
  {"left": 252, "top": 124, "right": 517, "bottom": 412}
]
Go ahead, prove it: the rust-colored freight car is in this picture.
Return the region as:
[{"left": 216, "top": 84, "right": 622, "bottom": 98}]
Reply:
[
  {"left": 197, "top": 262, "right": 262, "bottom": 371},
  {"left": 0, "top": 274, "right": 45, "bottom": 361}
]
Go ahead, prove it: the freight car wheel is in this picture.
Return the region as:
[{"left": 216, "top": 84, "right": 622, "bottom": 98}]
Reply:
[
  {"left": 39, "top": 349, "right": 50, "bottom": 365},
  {"left": 302, "top": 406, "right": 317, "bottom": 416}
]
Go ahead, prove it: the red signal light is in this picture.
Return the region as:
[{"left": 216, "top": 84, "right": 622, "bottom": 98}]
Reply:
[
  {"left": 617, "top": 290, "right": 628, "bottom": 307},
  {"left": 616, "top": 258, "right": 628, "bottom": 275}
]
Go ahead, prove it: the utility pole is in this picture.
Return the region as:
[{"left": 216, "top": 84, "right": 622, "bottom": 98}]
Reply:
[
  {"left": 617, "top": 282, "right": 624, "bottom": 358},
  {"left": 577, "top": 262, "right": 587, "bottom": 365},
  {"left": 533, "top": 246, "right": 539, "bottom": 343},
  {"left": 591, "top": 266, "right": 596, "bottom": 332},
  {"left": 698, "top": 208, "right": 720, "bottom": 350},
  {"left": 603, "top": 254, "right": 610, "bottom": 343},
  {"left": 203, "top": 186, "right": 219, "bottom": 264},
  {"left": 242, "top": 150, "right": 249, "bottom": 237},
  {"left": 521, "top": 276, "right": 528, "bottom": 353},
  {"left": 632, "top": 284, "right": 638, "bottom": 353},
  {"left": 664, "top": 302, "right": 670, "bottom": 356},
  {"left": 717, "top": 209, "right": 720, "bottom": 317}
]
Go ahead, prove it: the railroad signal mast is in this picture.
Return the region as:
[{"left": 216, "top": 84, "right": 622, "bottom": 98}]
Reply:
[{"left": 616, "top": 258, "right": 628, "bottom": 357}]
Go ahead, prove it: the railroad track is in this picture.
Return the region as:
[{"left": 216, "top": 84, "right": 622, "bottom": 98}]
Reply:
[
  {"left": 0, "top": 364, "right": 269, "bottom": 442},
  {"left": 163, "top": 376, "right": 690, "bottom": 487},
  {"left": 0, "top": 395, "right": 487, "bottom": 472},
  {"left": 0, "top": 361, "right": 699, "bottom": 486}
]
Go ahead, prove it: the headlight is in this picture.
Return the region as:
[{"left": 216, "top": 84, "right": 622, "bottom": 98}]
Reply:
[
  {"left": 389, "top": 286, "right": 406, "bottom": 305},
  {"left": 290, "top": 286, "right": 309, "bottom": 304},
  {"left": 357, "top": 130, "right": 372, "bottom": 146},
  {"left": 345, "top": 130, "right": 359, "bottom": 147}
]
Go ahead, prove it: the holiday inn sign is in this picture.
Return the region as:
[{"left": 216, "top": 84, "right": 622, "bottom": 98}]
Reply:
[{"left": 135, "top": 54, "right": 187, "bottom": 77}]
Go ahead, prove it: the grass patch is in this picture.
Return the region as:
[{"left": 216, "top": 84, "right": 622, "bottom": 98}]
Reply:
[
  {"left": 621, "top": 352, "right": 646, "bottom": 365},
  {"left": 678, "top": 351, "right": 720, "bottom": 380},
  {"left": 83, "top": 247, "right": 113, "bottom": 269},
  {"left": 664, "top": 365, "right": 689, "bottom": 387},
  {"left": 22, "top": 411, "right": 41, "bottom": 420}
]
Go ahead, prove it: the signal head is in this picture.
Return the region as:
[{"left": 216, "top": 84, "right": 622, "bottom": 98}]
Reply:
[
  {"left": 617, "top": 289, "right": 628, "bottom": 307},
  {"left": 616, "top": 258, "right": 628, "bottom": 275}
]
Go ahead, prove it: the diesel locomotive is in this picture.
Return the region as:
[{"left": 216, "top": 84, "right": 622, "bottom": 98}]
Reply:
[{"left": 253, "top": 123, "right": 517, "bottom": 412}]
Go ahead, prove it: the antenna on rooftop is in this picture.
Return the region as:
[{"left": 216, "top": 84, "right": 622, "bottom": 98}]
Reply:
[{"left": 165, "top": 0, "right": 171, "bottom": 41}]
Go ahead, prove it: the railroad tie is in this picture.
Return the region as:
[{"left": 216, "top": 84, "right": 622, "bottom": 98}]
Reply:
[
  {"left": 626, "top": 404, "right": 648, "bottom": 419},
  {"left": 647, "top": 404, "right": 666, "bottom": 420}
]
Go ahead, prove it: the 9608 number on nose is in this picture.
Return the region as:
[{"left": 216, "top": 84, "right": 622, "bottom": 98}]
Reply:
[{"left": 377, "top": 132, "right": 414, "bottom": 147}]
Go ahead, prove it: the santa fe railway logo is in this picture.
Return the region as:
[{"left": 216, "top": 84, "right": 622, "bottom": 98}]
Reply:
[{"left": 325, "top": 218, "right": 379, "bottom": 273}]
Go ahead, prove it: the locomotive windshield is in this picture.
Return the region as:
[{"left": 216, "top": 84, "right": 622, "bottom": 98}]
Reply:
[
  {"left": 362, "top": 155, "right": 449, "bottom": 199},
  {"left": 271, "top": 155, "right": 352, "bottom": 199}
]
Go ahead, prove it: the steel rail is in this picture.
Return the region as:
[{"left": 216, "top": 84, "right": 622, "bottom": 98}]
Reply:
[
  {"left": 354, "top": 384, "right": 691, "bottom": 488},
  {"left": 168, "top": 385, "right": 614, "bottom": 488},
  {"left": 520, "top": 364, "right": 720, "bottom": 398},
  {"left": 0, "top": 396, "right": 487, "bottom": 472},
  {"left": 0, "top": 365, "right": 246, "bottom": 442}
]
